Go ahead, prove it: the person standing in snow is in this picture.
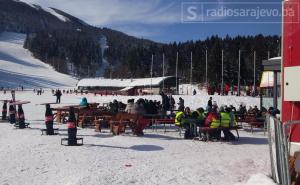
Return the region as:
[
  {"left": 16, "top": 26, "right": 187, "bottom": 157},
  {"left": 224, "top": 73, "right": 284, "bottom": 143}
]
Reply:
[
  {"left": 207, "top": 97, "right": 213, "bottom": 111},
  {"left": 54, "top": 89, "right": 62, "bottom": 103},
  {"left": 160, "top": 91, "right": 170, "bottom": 113},
  {"left": 193, "top": 89, "right": 197, "bottom": 95},
  {"left": 177, "top": 97, "right": 185, "bottom": 112}
]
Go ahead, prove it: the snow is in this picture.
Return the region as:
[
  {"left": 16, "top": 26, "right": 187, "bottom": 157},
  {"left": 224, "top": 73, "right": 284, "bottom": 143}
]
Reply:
[
  {"left": 235, "top": 174, "right": 276, "bottom": 185},
  {"left": 0, "top": 32, "right": 78, "bottom": 88},
  {"left": 42, "top": 7, "right": 69, "bottom": 22},
  {"left": 268, "top": 57, "right": 281, "bottom": 61},
  {"left": 0, "top": 90, "right": 274, "bottom": 185},
  {"left": 77, "top": 76, "right": 175, "bottom": 88}
]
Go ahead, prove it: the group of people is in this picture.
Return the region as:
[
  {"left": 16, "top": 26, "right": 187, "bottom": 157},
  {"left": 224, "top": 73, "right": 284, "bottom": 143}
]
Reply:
[
  {"left": 207, "top": 83, "right": 258, "bottom": 97},
  {"left": 175, "top": 103, "right": 237, "bottom": 141}
]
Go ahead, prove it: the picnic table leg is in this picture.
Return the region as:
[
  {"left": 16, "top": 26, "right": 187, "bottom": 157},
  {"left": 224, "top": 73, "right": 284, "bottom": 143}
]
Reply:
[
  {"left": 264, "top": 121, "right": 266, "bottom": 136},
  {"left": 76, "top": 110, "right": 80, "bottom": 127}
]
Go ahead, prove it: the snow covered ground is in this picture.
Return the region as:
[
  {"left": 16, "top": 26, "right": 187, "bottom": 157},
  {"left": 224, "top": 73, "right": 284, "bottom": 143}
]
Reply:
[
  {"left": 0, "top": 90, "right": 275, "bottom": 185},
  {"left": 0, "top": 32, "right": 78, "bottom": 89},
  {"left": 0, "top": 31, "right": 274, "bottom": 185}
]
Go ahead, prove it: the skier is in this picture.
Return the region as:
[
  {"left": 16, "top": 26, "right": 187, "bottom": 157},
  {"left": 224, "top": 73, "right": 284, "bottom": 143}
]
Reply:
[
  {"left": 45, "top": 104, "right": 54, "bottom": 135},
  {"left": 67, "top": 107, "right": 77, "bottom": 146},
  {"left": 17, "top": 105, "right": 25, "bottom": 129},
  {"left": 193, "top": 89, "right": 197, "bottom": 95},
  {"left": 2, "top": 100, "right": 7, "bottom": 120}
]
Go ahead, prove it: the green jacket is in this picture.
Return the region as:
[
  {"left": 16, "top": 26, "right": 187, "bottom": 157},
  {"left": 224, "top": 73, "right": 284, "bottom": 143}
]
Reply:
[
  {"left": 220, "top": 112, "right": 231, "bottom": 127},
  {"left": 175, "top": 111, "right": 184, "bottom": 126}
]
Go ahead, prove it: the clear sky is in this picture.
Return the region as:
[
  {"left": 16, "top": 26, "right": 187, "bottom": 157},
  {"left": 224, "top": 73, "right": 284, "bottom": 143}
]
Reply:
[{"left": 20, "top": 0, "right": 282, "bottom": 43}]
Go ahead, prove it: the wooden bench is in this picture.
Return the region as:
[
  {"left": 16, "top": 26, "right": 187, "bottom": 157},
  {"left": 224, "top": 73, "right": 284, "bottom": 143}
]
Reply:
[
  {"left": 109, "top": 113, "right": 147, "bottom": 136},
  {"left": 61, "top": 138, "right": 83, "bottom": 146},
  {"left": 198, "top": 126, "right": 241, "bottom": 141},
  {"left": 153, "top": 118, "right": 175, "bottom": 132},
  {"left": 243, "top": 114, "right": 265, "bottom": 134},
  {"left": 40, "top": 128, "right": 59, "bottom": 135}
]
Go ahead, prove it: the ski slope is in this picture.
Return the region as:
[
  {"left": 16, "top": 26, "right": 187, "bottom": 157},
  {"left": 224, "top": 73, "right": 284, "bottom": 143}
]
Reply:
[{"left": 0, "top": 32, "right": 78, "bottom": 89}]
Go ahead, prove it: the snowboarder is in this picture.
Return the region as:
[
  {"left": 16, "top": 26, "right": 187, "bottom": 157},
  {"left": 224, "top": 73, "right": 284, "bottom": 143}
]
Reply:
[
  {"left": 193, "top": 89, "right": 197, "bottom": 95},
  {"left": 67, "top": 107, "right": 77, "bottom": 146},
  {"left": 45, "top": 104, "right": 54, "bottom": 135},
  {"left": 2, "top": 101, "right": 7, "bottom": 120}
]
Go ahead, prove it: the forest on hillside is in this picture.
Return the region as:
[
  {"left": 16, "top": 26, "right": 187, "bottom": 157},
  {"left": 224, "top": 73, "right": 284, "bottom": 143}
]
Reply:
[{"left": 105, "top": 34, "right": 280, "bottom": 86}]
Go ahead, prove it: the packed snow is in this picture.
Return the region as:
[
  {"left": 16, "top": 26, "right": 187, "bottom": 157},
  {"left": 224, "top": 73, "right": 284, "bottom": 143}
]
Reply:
[
  {"left": 0, "top": 32, "right": 78, "bottom": 88},
  {"left": 0, "top": 90, "right": 275, "bottom": 185},
  {"left": 42, "top": 7, "right": 70, "bottom": 22},
  {"left": 77, "top": 76, "right": 175, "bottom": 89}
]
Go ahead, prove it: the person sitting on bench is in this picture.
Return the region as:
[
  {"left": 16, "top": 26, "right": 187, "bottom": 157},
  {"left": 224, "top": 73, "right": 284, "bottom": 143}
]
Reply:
[
  {"left": 220, "top": 107, "right": 235, "bottom": 141},
  {"left": 45, "top": 104, "right": 54, "bottom": 135},
  {"left": 17, "top": 105, "right": 26, "bottom": 129},
  {"left": 67, "top": 107, "right": 77, "bottom": 146},
  {"left": 2, "top": 100, "right": 7, "bottom": 120},
  {"left": 183, "top": 107, "right": 193, "bottom": 139},
  {"left": 204, "top": 106, "right": 221, "bottom": 141},
  {"left": 192, "top": 107, "right": 205, "bottom": 135},
  {"left": 9, "top": 104, "right": 16, "bottom": 124}
]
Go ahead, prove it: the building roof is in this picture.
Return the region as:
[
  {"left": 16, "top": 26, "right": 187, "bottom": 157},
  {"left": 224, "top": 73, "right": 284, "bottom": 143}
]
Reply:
[
  {"left": 77, "top": 76, "right": 176, "bottom": 88},
  {"left": 262, "top": 57, "right": 281, "bottom": 71}
]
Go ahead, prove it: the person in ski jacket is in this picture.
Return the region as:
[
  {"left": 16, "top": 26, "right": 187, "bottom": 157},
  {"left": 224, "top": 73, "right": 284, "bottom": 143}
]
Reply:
[
  {"left": 220, "top": 108, "right": 236, "bottom": 141},
  {"left": 177, "top": 97, "right": 185, "bottom": 112},
  {"left": 54, "top": 89, "right": 62, "bottom": 103}
]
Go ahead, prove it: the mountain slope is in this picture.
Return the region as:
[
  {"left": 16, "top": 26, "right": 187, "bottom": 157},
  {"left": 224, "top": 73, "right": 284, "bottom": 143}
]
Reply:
[{"left": 0, "top": 32, "right": 78, "bottom": 88}]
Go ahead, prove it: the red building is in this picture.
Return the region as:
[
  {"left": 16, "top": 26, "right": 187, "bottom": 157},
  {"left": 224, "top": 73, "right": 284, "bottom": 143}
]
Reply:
[{"left": 282, "top": 0, "right": 300, "bottom": 142}]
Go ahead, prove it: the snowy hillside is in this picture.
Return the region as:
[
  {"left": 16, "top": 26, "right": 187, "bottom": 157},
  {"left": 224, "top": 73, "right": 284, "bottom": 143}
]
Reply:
[{"left": 0, "top": 32, "right": 78, "bottom": 88}]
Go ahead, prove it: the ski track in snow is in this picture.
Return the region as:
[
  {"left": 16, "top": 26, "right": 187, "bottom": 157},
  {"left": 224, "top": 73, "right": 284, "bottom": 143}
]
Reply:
[{"left": 0, "top": 90, "right": 275, "bottom": 185}]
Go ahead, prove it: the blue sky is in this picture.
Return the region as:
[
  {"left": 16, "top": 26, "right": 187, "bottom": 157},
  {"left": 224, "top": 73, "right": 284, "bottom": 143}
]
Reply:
[{"left": 20, "top": 0, "right": 282, "bottom": 43}]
